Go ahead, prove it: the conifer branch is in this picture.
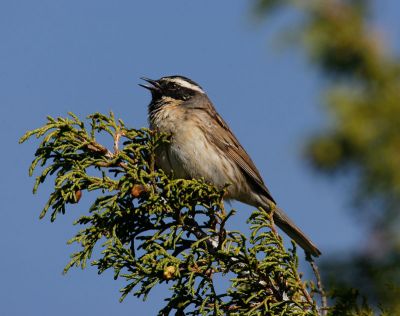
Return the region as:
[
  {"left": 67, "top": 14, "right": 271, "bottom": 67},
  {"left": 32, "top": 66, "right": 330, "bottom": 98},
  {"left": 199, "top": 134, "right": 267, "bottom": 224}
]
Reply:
[{"left": 21, "top": 112, "right": 323, "bottom": 315}]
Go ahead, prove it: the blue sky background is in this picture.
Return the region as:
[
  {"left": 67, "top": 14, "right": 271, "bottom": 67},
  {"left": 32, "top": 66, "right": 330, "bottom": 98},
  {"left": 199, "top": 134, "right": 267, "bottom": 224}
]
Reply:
[{"left": 1, "top": 1, "right": 399, "bottom": 315}]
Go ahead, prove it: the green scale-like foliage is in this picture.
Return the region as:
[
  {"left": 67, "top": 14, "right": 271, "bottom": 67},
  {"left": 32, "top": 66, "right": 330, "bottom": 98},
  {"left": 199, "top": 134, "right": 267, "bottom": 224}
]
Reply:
[{"left": 21, "top": 112, "right": 320, "bottom": 315}]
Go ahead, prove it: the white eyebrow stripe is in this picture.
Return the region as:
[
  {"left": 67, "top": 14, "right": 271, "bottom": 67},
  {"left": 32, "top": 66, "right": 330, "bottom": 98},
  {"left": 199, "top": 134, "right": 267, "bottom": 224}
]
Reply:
[{"left": 168, "top": 78, "right": 205, "bottom": 94}]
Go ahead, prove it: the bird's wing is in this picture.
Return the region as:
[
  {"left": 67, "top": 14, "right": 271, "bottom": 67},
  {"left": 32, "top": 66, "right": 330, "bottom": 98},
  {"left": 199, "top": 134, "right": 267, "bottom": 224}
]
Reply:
[{"left": 195, "top": 99, "right": 276, "bottom": 204}]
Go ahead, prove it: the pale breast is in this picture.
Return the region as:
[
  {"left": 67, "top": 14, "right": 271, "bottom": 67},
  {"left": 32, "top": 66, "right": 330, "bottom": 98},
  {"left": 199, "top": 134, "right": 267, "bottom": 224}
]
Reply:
[
  {"left": 172, "top": 125, "right": 236, "bottom": 186},
  {"left": 151, "top": 106, "right": 241, "bottom": 191}
]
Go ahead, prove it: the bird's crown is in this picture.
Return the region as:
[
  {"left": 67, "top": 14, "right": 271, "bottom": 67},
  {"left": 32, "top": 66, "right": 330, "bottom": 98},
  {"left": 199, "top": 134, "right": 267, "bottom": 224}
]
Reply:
[{"left": 159, "top": 76, "right": 205, "bottom": 94}]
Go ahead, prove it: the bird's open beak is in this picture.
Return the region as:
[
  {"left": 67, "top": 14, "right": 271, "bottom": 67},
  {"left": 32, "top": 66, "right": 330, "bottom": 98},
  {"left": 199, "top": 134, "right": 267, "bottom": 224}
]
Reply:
[{"left": 139, "top": 77, "right": 161, "bottom": 93}]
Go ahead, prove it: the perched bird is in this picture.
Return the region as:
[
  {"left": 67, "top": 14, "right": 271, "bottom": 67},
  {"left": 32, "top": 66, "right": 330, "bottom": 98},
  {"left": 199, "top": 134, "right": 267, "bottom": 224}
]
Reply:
[{"left": 139, "top": 75, "right": 321, "bottom": 257}]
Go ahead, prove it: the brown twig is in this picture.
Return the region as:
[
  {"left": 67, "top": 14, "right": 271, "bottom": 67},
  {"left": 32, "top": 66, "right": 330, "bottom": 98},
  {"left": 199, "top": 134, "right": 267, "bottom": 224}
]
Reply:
[
  {"left": 113, "top": 130, "right": 125, "bottom": 153},
  {"left": 86, "top": 141, "right": 112, "bottom": 157},
  {"left": 83, "top": 131, "right": 128, "bottom": 170},
  {"left": 307, "top": 255, "right": 328, "bottom": 315}
]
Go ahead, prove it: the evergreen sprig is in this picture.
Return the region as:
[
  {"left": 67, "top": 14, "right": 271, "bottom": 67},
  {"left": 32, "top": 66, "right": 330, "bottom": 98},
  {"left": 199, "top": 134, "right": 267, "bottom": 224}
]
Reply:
[{"left": 20, "top": 112, "right": 321, "bottom": 315}]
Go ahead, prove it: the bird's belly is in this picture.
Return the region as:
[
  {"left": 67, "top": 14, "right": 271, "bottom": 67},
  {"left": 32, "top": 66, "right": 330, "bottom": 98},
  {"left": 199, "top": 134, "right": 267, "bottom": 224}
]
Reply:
[{"left": 156, "top": 127, "right": 239, "bottom": 191}]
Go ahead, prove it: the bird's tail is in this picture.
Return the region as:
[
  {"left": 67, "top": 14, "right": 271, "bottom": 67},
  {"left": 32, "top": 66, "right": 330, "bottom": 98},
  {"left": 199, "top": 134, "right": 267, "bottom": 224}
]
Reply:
[{"left": 270, "top": 205, "right": 321, "bottom": 257}]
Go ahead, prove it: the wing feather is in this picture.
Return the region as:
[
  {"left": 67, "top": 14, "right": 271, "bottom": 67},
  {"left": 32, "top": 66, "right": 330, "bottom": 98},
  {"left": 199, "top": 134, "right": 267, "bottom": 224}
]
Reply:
[{"left": 194, "top": 99, "right": 276, "bottom": 204}]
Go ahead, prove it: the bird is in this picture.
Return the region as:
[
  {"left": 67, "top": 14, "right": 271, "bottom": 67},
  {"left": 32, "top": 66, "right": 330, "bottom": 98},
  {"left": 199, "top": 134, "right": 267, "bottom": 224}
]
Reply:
[{"left": 139, "top": 75, "right": 321, "bottom": 257}]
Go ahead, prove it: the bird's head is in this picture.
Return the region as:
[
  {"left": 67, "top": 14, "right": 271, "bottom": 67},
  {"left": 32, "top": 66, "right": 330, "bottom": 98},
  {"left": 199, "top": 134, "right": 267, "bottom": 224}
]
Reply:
[{"left": 139, "top": 75, "right": 205, "bottom": 103}]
